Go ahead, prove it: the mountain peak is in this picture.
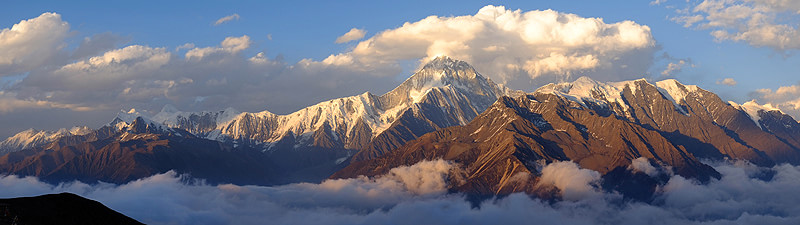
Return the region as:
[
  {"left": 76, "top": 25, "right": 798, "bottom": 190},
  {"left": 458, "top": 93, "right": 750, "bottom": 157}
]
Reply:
[
  {"left": 380, "top": 57, "right": 499, "bottom": 107},
  {"left": 654, "top": 79, "right": 700, "bottom": 105},
  {"left": 422, "top": 56, "right": 472, "bottom": 71}
]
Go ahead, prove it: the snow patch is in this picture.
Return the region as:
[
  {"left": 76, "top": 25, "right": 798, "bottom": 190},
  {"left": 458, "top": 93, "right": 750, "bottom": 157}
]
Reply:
[
  {"left": 655, "top": 79, "right": 700, "bottom": 114},
  {"left": 535, "top": 76, "right": 639, "bottom": 116},
  {"left": 733, "top": 100, "right": 782, "bottom": 130}
]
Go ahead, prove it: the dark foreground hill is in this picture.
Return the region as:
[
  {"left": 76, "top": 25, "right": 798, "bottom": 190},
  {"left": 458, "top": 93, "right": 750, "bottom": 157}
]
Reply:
[{"left": 0, "top": 193, "right": 143, "bottom": 225}]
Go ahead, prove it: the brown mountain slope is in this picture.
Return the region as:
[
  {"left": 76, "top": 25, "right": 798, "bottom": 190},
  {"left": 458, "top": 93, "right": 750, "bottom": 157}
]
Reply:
[
  {"left": 334, "top": 95, "right": 719, "bottom": 195},
  {"left": 0, "top": 118, "right": 278, "bottom": 185},
  {"left": 335, "top": 77, "right": 800, "bottom": 196}
]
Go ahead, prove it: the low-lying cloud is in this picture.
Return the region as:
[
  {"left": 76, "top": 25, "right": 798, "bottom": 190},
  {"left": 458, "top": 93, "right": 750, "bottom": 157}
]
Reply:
[{"left": 1, "top": 159, "right": 799, "bottom": 225}]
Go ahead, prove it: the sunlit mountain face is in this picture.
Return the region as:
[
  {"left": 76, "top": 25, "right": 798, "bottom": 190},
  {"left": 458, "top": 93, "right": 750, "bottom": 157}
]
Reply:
[{"left": 2, "top": 1, "right": 800, "bottom": 224}]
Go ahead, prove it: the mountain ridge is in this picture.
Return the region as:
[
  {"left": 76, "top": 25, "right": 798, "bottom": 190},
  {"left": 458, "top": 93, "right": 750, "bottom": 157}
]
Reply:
[
  {"left": 0, "top": 56, "right": 512, "bottom": 185},
  {"left": 334, "top": 76, "right": 800, "bottom": 197}
]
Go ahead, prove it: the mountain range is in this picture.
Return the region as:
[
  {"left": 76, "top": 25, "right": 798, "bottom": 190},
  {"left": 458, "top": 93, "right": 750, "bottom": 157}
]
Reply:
[
  {"left": 0, "top": 57, "right": 511, "bottom": 185},
  {"left": 335, "top": 76, "right": 800, "bottom": 197},
  {"left": 2, "top": 56, "right": 800, "bottom": 199}
]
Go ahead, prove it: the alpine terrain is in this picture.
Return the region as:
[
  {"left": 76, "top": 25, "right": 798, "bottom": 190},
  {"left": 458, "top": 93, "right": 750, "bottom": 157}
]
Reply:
[
  {"left": 0, "top": 57, "right": 511, "bottom": 185},
  {"left": 334, "top": 76, "right": 800, "bottom": 198}
]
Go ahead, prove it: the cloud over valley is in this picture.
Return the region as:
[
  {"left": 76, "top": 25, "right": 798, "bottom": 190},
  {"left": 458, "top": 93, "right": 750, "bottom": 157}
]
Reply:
[{"left": 1, "top": 159, "right": 798, "bottom": 225}]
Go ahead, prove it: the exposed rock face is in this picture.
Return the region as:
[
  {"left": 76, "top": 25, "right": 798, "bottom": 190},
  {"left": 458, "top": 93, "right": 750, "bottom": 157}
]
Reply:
[
  {"left": 0, "top": 127, "right": 92, "bottom": 156},
  {"left": 0, "top": 57, "right": 509, "bottom": 185},
  {"left": 0, "top": 193, "right": 144, "bottom": 225},
  {"left": 0, "top": 117, "right": 277, "bottom": 185},
  {"left": 0, "top": 58, "right": 505, "bottom": 186},
  {"left": 5, "top": 58, "right": 800, "bottom": 197},
  {"left": 151, "top": 56, "right": 507, "bottom": 155},
  {"left": 334, "top": 77, "right": 800, "bottom": 196},
  {"left": 351, "top": 58, "right": 510, "bottom": 161}
]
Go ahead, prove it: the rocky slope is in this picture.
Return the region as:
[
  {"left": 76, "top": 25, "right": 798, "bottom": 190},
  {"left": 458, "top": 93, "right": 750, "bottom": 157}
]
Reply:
[
  {"left": 0, "top": 57, "right": 510, "bottom": 184},
  {"left": 0, "top": 117, "right": 278, "bottom": 185},
  {"left": 334, "top": 77, "right": 800, "bottom": 196},
  {"left": 155, "top": 56, "right": 509, "bottom": 155},
  {"left": 0, "top": 127, "right": 92, "bottom": 156}
]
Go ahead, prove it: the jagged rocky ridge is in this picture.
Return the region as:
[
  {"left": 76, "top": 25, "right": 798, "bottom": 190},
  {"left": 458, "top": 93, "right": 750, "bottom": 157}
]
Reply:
[
  {"left": 152, "top": 56, "right": 510, "bottom": 156},
  {"left": 0, "top": 56, "right": 511, "bottom": 184},
  {"left": 0, "top": 116, "right": 278, "bottom": 185},
  {"left": 334, "top": 76, "right": 800, "bottom": 197},
  {"left": 3, "top": 57, "right": 800, "bottom": 198}
]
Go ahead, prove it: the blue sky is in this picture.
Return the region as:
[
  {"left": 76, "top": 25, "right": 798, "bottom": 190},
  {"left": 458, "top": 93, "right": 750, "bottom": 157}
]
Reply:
[{"left": 1, "top": 0, "right": 799, "bottom": 138}]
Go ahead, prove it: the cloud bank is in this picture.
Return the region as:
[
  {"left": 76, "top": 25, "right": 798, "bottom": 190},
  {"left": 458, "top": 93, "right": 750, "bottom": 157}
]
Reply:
[
  {"left": 672, "top": 0, "right": 800, "bottom": 51},
  {"left": 321, "top": 5, "right": 657, "bottom": 88},
  {"left": 750, "top": 83, "right": 800, "bottom": 118},
  {"left": 0, "top": 6, "right": 660, "bottom": 119},
  {"left": 0, "top": 12, "right": 69, "bottom": 77},
  {"left": 1, "top": 159, "right": 798, "bottom": 225}
]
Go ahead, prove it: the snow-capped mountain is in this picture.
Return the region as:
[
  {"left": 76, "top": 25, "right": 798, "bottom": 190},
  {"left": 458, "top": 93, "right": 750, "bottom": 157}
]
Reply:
[
  {"left": 336, "top": 76, "right": 800, "bottom": 197},
  {"left": 0, "top": 126, "right": 92, "bottom": 155},
  {"left": 4, "top": 57, "right": 800, "bottom": 194},
  {"left": 537, "top": 77, "right": 799, "bottom": 136},
  {"left": 130, "top": 56, "right": 508, "bottom": 153},
  {"left": 0, "top": 56, "right": 511, "bottom": 185}
]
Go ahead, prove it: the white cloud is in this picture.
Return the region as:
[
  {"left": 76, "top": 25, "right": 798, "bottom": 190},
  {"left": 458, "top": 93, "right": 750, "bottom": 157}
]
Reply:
[
  {"left": 0, "top": 12, "right": 69, "bottom": 76},
  {"left": 717, "top": 77, "right": 738, "bottom": 86},
  {"left": 629, "top": 157, "right": 660, "bottom": 177},
  {"left": 1, "top": 33, "right": 400, "bottom": 115},
  {"left": 214, "top": 13, "right": 240, "bottom": 26},
  {"left": 50, "top": 45, "right": 171, "bottom": 91},
  {"left": 536, "top": 161, "right": 601, "bottom": 201},
  {"left": 378, "top": 159, "right": 454, "bottom": 195},
  {"left": 0, "top": 6, "right": 657, "bottom": 121},
  {"left": 175, "top": 43, "right": 195, "bottom": 51},
  {"left": 0, "top": 91, "right": 95, "bottom": 112},
  {"left": 185, "top": 35, "right": 250, "bottom": 60},
  {"left": 2, "top": 160, "right": 800, "bottom": 224},
  {"left": 650, "top": 0, "right": 667, "bottom": 5},
  {"left": 320, "top": 5, "right": 656, "bottom": 88},
  {"left": 661, "top": 59, "right": 687, "bottom": 76},
  {"left": 335, "top": 28, "right": 367, "bottom": 44},
  {"left": 750, "top": 83, "right": 800, "bottom": 119},
  {"left": 671, "top": 0, "right": 800, "bottom": 51}
]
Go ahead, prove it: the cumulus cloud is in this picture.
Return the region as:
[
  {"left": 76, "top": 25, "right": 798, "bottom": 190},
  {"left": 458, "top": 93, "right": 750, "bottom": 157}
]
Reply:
[
  {"left": 629, "top": 157, "right": 661, "bottom": 177},
  {"left": 0, "top": 92, "right": 95, "bottom": 113},
  {"left": 717, "top": 77, "right": 737, "bottom": 86},
  {"left": 335, "top": 28, "right": 367, "bottom": 43},
  {"left": 2, "top": 32, "right": 399, "bottom": 115},
  {"left": 0, "top": 12, "right": 69, "bottom": 76},
  {"left": 660, "top": 59, "right": 688, "bottom": 76},
  {"left": 2, "top": 160, "right": 799, "bottom": 225},
  {"left": 670, "top": 0, "right": 800, "bottom": 51},
  {"left": 319, "top": 5, "right": 657, "bottom": 89},
  {"left": 750, "top": 83, "right": 800, "bottom": 119},
  {"left": 185, "top": 35, "right": 250, "bottom": 60},
  {"left": 536, "top": 161, "right": 601, "bottom": 201},
  {"left": 0, "top": 7, "right": 660, "bottom": 131},
  {"left": 214, "top": 13, "right": 240, "bottom": 26}
]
